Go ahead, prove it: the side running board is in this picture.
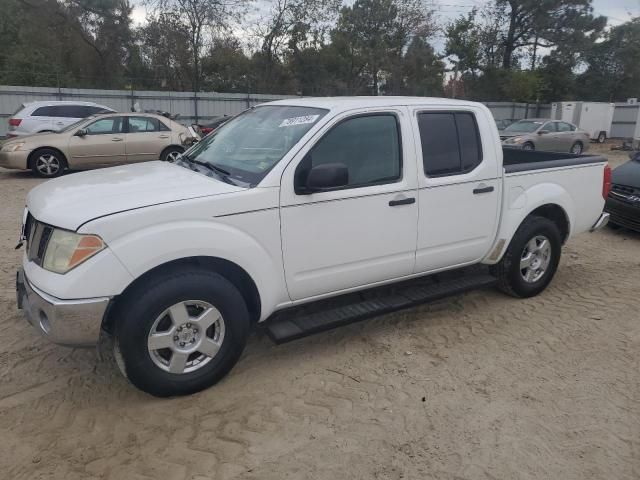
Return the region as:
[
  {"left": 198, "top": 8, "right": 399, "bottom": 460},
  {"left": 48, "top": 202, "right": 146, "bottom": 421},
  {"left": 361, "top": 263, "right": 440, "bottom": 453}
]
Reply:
[{"left": 264, "top": 271, "right": 497, "bottom": 344}]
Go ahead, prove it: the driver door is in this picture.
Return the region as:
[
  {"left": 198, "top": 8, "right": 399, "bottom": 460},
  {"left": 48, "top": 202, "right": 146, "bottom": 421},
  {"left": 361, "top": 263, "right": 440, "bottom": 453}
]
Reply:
[
  {"left": 67, "top": 116, "right": 126, "bottom": 169},
  {"left": 280, "top": 109, "right": 419, "bottom": 301}
]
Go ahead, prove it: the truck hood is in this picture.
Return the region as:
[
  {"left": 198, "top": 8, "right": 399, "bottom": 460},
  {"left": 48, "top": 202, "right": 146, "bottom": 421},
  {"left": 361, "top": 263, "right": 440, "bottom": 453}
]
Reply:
[
  {"left": 27, "top": 161, "right": 244, "bottom": 231},
  {"left": 612, "top": 160, "right": 640, "bottom": 188}
]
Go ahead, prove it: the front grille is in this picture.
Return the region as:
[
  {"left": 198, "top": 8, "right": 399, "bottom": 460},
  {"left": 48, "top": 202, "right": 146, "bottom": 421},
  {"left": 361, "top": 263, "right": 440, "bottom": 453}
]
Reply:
[{"left": 25, "top": 217, "right": 53, "bottom": 266}]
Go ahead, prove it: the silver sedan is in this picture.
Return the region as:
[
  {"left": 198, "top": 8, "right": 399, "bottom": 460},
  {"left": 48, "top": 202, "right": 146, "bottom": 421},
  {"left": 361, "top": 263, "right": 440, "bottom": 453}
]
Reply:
[{"left": 500, "top": 119, "right": 590, "bottom": 154}]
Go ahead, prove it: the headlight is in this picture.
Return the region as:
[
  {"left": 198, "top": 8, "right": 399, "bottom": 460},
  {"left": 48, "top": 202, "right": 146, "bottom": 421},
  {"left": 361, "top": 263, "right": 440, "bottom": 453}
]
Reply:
[
  {"left": 1, "top": 142, "right": 26, "bottom": 152},
  {"left": 504, "top": 136, "right": 524, "bottom": 144},
  {"left": 42, "top": 229, "right": 105, "bottom": 274}
]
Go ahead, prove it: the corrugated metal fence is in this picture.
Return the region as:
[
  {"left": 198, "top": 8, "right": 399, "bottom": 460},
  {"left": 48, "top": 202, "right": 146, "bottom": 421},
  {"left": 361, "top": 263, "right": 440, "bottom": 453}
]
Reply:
[
  {"left": 1, "top": 85, "right": 639, "bottom": 139},
  {"left": 0, "top": 85, "right": 297, "bottom": 137}
]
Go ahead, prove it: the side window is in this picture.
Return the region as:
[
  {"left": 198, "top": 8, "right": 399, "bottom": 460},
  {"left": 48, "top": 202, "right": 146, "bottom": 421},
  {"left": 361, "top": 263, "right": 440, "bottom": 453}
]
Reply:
[
  {"left": 557, "top": 122, "right": 574, "bottom": 132},
  {"left": 31, "top": 106, "right": 56, "bottom": 117},
  {"left": 418, "top": 112, "right": 482, "bottom": 177},
  {"left": 128, "top": 116, "right": 160, "bottom": 133},
  {"left": 159, "top": 120, "right": 171, "bottom": 131},
  {"left": 87, "top": 106, "right": 109, "bottom": 115},
  {"left": 298, "top": 114, "right": 401, "bottom": 190},
  {"left": 542, "top": 122, "right": 557, "bottom": 132},
  {"left": 85, "top": 117, "right": 123, "bottom": 135},
  {"left": 64, "top": 105, "right": 90, "bottom": 118}
]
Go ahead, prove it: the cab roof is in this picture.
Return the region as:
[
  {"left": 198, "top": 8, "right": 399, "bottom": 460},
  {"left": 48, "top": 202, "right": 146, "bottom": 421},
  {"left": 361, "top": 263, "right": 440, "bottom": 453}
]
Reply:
[{"left": 265, "top": 96, "right": 485, "bottom": 113}]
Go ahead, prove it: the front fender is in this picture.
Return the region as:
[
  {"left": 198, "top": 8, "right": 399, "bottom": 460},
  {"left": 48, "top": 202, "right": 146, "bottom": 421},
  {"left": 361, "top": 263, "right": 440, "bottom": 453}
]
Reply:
[
  {"left": 103, "top": 219, "right": 289, "bottom": 320},
  {"left": 485, "top": 182, "right": 574, "bottom": 264}
]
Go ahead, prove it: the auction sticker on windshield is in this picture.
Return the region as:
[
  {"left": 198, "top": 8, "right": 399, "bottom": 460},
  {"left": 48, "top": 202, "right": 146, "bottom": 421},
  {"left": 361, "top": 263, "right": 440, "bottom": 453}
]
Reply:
[{"left": 279, "top": 115, "right": 320, "bottom": 127}]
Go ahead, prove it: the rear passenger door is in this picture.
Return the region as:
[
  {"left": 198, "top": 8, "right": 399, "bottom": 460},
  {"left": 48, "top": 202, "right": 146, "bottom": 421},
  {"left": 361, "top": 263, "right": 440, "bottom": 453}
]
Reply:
[
  {"left": 28, "top": 106, "right": 56, "bottom": 132},
  {"left": 555, "top": 121, "right": 576, "bottom": 152},
  {"left": 125, "top": 116, "right": 172, "bottom": 162},
  {"left": 412, "top": 108, "right": 501, "bottom": 273}
]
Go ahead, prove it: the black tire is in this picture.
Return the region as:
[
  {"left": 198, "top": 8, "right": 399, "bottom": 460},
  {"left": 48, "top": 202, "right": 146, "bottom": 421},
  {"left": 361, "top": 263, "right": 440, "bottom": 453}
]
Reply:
[
  {"left": 160, "top": 146, "right": 184, "bottom": 162},
  {"left": 523, "top": 142, "right": 535, "bottom": 151},
  {"left": 490, "top": 216, "right": 562, "bottom": 298},
  {"left": 29, "top": 148, "right": 67, "bottom": 178},
  {"left": 114, "top": 268, "right": 250, "bottom": 397},
  {"left": 570, "top": 141, "right": 583, "bottom": 155},
  {"left": 597, "top": 132, "right": 606, "bottom": 144}
]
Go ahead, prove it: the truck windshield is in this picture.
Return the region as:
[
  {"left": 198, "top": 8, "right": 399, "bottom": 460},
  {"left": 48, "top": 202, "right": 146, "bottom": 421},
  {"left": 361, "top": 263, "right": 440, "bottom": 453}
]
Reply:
[
  {"left": 504, "top": 120, "right": 544, "bottom": 133},
  {"left": 183, "top": 105, "right": 328, "bottom": 186}
]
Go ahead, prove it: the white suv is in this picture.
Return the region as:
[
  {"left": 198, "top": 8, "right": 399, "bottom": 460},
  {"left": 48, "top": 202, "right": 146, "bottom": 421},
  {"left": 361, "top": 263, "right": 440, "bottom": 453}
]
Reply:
[{"left": 7, "top": 101, "right": 115, "bottom": 138}]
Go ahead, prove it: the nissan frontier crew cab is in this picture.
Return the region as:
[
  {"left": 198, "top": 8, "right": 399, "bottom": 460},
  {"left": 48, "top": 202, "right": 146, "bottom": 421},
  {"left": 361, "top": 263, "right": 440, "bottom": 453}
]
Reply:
[{"left": 16, "top": 97, "right": 611, "bottom": 397}]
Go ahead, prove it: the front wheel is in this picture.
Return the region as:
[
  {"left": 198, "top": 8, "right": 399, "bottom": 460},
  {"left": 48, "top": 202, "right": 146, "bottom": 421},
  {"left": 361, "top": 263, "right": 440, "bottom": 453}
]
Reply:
[
  {"left": 491, "top": 216, "right": 562, "bottom": 298},
  {"left": 30, "top": 148, "right": 67, "bottom": 178},
  {"left": 114, "top": 269, "right": 250, "bottom": 397},
  {"left": 160, "top": 146, "right": 184, "bottom": 162},
  {"left": 523, "top": 142, "right": 535, "bottom": 151}
]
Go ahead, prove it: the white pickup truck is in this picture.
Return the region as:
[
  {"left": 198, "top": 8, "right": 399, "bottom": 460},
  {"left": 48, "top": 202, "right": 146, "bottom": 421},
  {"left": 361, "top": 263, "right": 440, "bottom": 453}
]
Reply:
[{"left": 16, "top": 97, "right": 611, "bottom": 397}]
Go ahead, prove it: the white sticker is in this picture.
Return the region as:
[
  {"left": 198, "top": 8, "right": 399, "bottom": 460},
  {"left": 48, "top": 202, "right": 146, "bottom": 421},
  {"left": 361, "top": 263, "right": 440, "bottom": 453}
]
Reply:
[{"left": 279, "top": 115, "right": 320, "bottom": 127}]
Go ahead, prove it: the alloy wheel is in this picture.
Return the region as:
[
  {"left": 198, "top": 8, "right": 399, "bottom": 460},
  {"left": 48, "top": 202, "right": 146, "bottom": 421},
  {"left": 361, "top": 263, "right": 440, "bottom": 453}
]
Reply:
[{"left": 147, "top": 300, "right": 225, "bottom": 374}]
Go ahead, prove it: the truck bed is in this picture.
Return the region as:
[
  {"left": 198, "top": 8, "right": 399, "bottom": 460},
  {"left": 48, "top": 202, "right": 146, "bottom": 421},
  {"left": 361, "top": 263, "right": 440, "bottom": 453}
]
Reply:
[{"left": 503, "top": 148, "right": 606, "bottom": 173}]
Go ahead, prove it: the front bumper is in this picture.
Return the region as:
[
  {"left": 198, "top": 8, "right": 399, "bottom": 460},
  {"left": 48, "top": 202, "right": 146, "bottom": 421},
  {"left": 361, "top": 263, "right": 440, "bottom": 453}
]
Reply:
[
  {"left": 590, "top": 212, "right": 610, "bottom": 232},
  {"left": 0, "top": 149, "right": 30, "bottom": 170},
  {"left": 16, "top": 269, "right": 110, "bottom": 346},
  {"left": 605, "top": 196, "right": 640, "bottom": 232}
]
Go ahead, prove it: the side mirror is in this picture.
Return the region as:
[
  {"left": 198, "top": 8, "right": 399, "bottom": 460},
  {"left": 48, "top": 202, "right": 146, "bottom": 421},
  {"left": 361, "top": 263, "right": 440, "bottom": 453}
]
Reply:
[
  {"left": 304, "top": 163, "right": 349, "bottom": 193},
  {"left": 75, "top": 129, "right": 87, "bottom": 137},
  {"left": 538, "top": 130, "right": 549, "bottom": 135}
]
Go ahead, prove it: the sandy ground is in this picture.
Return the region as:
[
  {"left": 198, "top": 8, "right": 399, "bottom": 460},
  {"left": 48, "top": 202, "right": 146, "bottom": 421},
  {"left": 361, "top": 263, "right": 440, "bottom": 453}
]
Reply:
[{"left": 0, "top": 143, "right": 638, "bottom": 479}]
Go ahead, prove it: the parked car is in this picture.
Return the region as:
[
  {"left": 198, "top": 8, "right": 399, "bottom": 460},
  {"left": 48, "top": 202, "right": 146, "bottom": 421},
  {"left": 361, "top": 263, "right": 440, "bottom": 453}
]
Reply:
[
  {"left": 197, "top": 116, "right": 231, "bottom": 136},
  {"left": 15, "top": 97, "right": 610, "bottom": 397},
  {"left": 0, "top": 112, "right": 192, "bottom": 177},
  {"left": 500, "top": 119, "right": 590, "bottom": 154},
  {"left": 605, "top": 152, "right": 640, "bottom": 232},
  {"left": 7, "top": 101, "right": 115, "bottom": 138}
]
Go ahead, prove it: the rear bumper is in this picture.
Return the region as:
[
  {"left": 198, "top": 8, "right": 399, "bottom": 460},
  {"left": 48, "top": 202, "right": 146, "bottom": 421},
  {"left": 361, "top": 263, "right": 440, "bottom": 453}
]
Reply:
[
  {"left": 16, "top": 269, "right": 110, "bottom": 346},
  {"left": 590, "top": 212, "right": 610, "bottom": 232}
]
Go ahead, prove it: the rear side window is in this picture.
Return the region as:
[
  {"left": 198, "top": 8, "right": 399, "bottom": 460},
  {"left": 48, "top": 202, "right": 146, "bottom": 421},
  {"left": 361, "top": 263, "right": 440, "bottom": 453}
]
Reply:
[
  {"left": 557, "top": 122, "right": 575, "bottom": 132},
  {"left": 32, "top": 106, "right": 57, "bottom": 117},
  {"left": 418, "top": 112, "right": 482, "bottom": 177},
  {"left": 128, "top": 116, "right": 162, "bottom": 133}
]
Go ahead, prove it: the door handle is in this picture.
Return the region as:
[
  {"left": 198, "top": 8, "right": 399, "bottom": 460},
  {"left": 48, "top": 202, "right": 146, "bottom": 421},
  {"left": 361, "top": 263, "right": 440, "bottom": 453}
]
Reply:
[
  {"left": 473, "top": 185, "right": 494, "bottom": 194},
  {"left": 389, "top": 197, "right": 415, "bottom": 207},
  {"left": 111, "top": 137, "right": 124, "bottom": 142},
  {"left": 158, "top": 134, "right": 170, "bottom": 139}
]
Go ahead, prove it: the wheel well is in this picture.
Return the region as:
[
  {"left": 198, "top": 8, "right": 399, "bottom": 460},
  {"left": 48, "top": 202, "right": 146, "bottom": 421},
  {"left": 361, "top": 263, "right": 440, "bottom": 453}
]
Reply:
[
  {"left": 528, "top": 204, "right": 570, "bottom": 243},
  {"left": 102, "top": 256, "right": 261, "bottom": 334},
  {"left": 28, "top": 147, "right": 68, "bottom": 169}
]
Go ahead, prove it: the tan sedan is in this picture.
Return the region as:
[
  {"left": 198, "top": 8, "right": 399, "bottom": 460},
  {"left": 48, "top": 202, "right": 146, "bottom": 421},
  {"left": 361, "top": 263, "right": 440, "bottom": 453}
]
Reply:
[
  {"left": 0, "top": 113, "right": 193, "bottom": 177},
  {"left": 500, "top": 119, "right": 591, "bottom": 154}
]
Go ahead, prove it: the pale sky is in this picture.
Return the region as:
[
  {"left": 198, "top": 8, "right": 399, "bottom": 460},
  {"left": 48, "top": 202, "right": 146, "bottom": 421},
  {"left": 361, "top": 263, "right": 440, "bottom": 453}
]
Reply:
[{"left": 130, "top": 0, "right": 640, "bottom": 50}]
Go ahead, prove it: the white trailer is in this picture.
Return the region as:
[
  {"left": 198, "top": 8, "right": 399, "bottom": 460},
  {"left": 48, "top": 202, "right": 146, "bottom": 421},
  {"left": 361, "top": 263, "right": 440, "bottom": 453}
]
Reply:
[{"left": 551, "top": 102, "right": 615, "bottom": 143}]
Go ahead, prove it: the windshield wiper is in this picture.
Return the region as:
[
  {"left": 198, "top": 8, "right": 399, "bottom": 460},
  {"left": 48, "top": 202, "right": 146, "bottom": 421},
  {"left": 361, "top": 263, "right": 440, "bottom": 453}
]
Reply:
[{"left": 178, "top": 155, "right": 237, "bottom": 185}]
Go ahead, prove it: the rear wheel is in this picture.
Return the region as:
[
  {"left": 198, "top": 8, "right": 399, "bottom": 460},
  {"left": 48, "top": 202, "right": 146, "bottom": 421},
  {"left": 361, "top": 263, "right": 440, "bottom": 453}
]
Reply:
[
  {"left": 30, "top": 148, "right": 67, "bottom": 178},
  {"left": 114, "top": 269, "right": 250, "bottom": 397},
  {"left": 570, "top": 142, "right": 583, "bottom": 155},
  {"left": 597, "top": 132, "right": 606, "bottom": 144},
  {"left": 491, "top": 216, "right": 562, "bottom": 298},
  {"left": 523, "top": 142, "right": 535, "bottom": 151},
  {"left": 160, "top": 146, "right": 183, "bottom": 162}
]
